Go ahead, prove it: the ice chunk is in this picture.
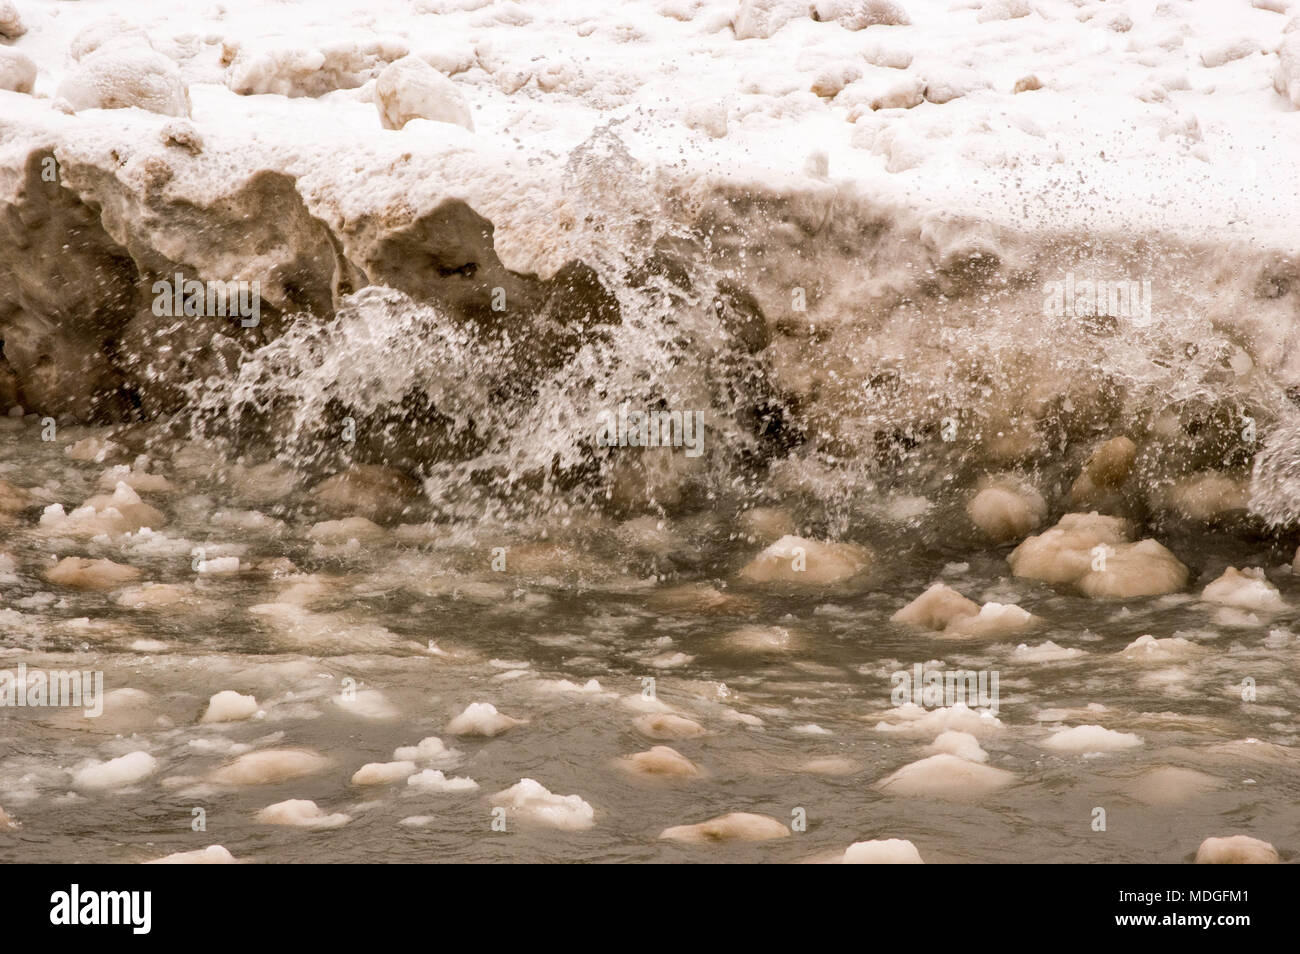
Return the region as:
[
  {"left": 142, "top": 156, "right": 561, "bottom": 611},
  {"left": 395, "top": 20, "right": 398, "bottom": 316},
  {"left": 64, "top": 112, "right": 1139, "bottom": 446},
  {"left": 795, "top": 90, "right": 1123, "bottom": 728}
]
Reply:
[
  {"left": 739, "top": 535, "right": 871, "bottom": 584},
  {"left": 406, "top": 769, "right": 479, "bottom": 792},
  {"left": 491, "top": 779, "right": 594, "bottom": 830},
  {"left": 842, "top": 839, "right": 924, "bottom": 863},
  {"left": 146, "top": 845, "right": 239, "bottom": 864},
  {"left": 446, "top": 702, "right": 526, "bottom": 736},
  {"left": 201, "top": 691, "right": 260, "bottom": 724},
  {"left": 1042, "top": 724, "right": 1142, "bottom": 753},
  {"left": 73, "top": 751, "right": 158, "bottom": 790},
  {"left": 660, "top": 812, "right": 789, "bottom": 842},
  {"left": 1201, "top": 567, "right": 1287, "bottom": 612},
  {"left": 351, "top": 761, "right": 417, "bottom": 785},
  {"left": 375, "top": 55, "right": 474, "bottom": 131},
  {"left": 58, "top": 47, "right": 190, "bottom": 117},
  {"left": 209, "top": 749, "right": 329, "bottom": 785},
  {"left": 616, "top": 745, "right": 700, "bottom": 778},
  {"left": 875, "top": 754, "right": 1015, "bottom": 798},
  {"left": 1195, "top": 835, "right": 1279, "bottom": 864},
  {"left": 256, "top": 799, "right": 350, "bottom": 828}
]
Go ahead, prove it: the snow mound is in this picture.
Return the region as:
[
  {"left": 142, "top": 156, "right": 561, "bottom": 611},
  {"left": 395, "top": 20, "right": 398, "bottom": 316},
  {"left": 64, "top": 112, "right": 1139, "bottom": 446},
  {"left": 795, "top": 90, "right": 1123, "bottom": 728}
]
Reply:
[
  {"left": 226, "top": 36, "right": 408, "bottom": 98},
  {"left": 0, "top": 48, "right": 36, "bottom": 94},
  {"left": 375, "top": 55, "right": 474, "bottom": 131},
  {"left": 58, "top": 47, "right": 191, "bottom": 117}
]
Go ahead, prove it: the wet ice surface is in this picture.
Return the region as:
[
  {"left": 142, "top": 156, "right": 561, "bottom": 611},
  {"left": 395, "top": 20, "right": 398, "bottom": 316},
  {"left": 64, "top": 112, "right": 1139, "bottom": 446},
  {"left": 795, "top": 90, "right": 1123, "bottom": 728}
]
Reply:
[{"left": 1, "top": 422, "right": 1297, "bottom": 864}]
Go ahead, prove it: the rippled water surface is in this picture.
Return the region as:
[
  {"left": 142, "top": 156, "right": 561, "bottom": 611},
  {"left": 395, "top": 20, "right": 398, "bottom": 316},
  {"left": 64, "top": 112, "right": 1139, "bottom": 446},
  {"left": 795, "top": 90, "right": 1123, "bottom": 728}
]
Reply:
[{"left": 2, "top": 419, "right": 1298, "bottom": 864}]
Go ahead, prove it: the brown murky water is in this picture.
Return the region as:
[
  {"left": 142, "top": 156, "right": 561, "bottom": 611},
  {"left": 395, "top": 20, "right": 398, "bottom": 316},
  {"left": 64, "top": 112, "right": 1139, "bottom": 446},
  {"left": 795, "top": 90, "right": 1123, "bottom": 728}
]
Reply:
[{"left": 1, "top": 417, "right": 1297, "bottom": 863}]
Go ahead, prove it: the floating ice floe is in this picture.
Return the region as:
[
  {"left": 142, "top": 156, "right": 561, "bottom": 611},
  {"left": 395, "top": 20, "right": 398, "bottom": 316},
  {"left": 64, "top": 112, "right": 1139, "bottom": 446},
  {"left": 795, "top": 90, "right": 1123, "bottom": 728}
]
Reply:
[
  {"left": 308, "top": 517, "right": 386, "bottom": 544},
  {"left": 842, "top": 839, "right": 924, "bottom": 864},
  {"left": 72, "top": 751, "right": 158, "bottom": 790},
  {"left": 209, "top": 749, "right": 330, "bottom": 786},
  {"left": 490, "top": 779, "right": 594, "bottom": 830},
  {"left": 875, "top": 753, "right": 1015, "bottom": 798},
  {"left": 738, "top": 535, "right": 871, "bottom": 585},
  {"left": 393, "top": 737, "right": 460, "bottom": 763},
  {"left": 45, "top": 556, "right": 140, "bottom": 590},
  {"left": 40, "top": 482, "right": 164, "bottom": 537},
  {"left": 256, "top": 799, "right": 351, "bottom": 829},
  {"left": 923, "top": 730, "right": 988, "bottom": 763},
  {"left": 531, "top": 678, "right": 612, "bottom": 697},
  {"left": 891, "top": 584, "right": 1037, "bottom": 637},
  {"left": 874, "top": 703, "right": 1004, "bottom": 738},
  {"left": 659, "top": 812, "right": 789, "bottom": 843},
  {"left": 1042, "top": 724, "right": 1142, "bottom": 754},
  {"left": 115, "top": 583, "right": 196, "bottom": 610},
  {"left": 97, "top": 466, "right": 172, "bottom": 493},
  {"left": 616, "top": 745, "right": 700, "bottom": 779},
  {"left": 965, "top": 480, "right": 1045, "bottom": 543},
  {"left": 446, "top": 701, "right": 527, "bottom": 736},
  {"left": 352, "top": 761, "right": 417, "bottom": 785},
  {"left": 406, "top": 769, "right": 478, "bottom": 793},
  {"left": 724, "top": 625, "right": 797, "bottom": 652},
  {"left": 1008, "top": 513, "right": 1187, "bottom": 598},
  {"left": 201, "top": 690, "right": 260, "bottom": 723},
  {"left": 146, "top": 845, "right": 239, "bottom": 865},
  {"left": 1117, "top": 634, "right": 1202, "bottom": 663},
  {"left": 196, "top": 556, "right": 241, "bottom": 575},
  {"left": 334, "top": 689, "right": 401, "bottom": 721},
  {"left": 1011, "top": 640, "right": 1085, "bottom": 662},
  {"left": 634, "top": 712, "right": 706, "bottom": 739},
  {"left": 1194, "top": 835, "right": 1279, "bottom": 864},
  {"left": 1200, "top": 567, "right": 1287, "bottom": 612}
]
